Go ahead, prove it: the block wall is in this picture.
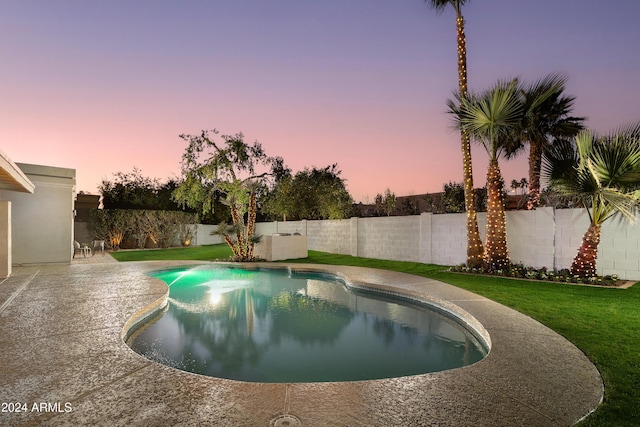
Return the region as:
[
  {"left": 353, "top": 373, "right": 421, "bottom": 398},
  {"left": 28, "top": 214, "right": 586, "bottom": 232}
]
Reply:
[
  {"left": 595, "top": 212, "right": 640, "bottom": 279},
  {"left": 306, "top": 219, "right": 351, "bottom": 255},
  {"left": 215, "top": 208, "right": 640, "bottom": 280},
  {"left": 430, "top": 212, "right": 469, "bottom": 266},
  {"left": 553, "top": 209, "right": 591, "bottom": 271},
  {"left": 506, "top": 207, "right": 556, "bottom": 269},
  {"left": 355, "top": 216, "right": 422, "bottom": 262}
]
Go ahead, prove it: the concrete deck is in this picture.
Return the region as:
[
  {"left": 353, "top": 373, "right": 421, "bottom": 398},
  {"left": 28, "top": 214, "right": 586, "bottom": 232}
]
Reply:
[{"left": 0, "top": 259, "right": 603, "bottom": 426}]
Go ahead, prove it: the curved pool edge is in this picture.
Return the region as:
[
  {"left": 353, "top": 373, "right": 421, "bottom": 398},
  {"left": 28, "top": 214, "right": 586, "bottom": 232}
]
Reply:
[
  {"left": 123, "top": 262, "right": 491, "bottom": 381},
  {"left": 120, "top": 286, "right": 169, "bottom": 343},
  {"left": 2, "top": 260, "right": 603, "bottom": 426},
  {"left": 138, "top": 262, "right": 491, "bottom": 356}
]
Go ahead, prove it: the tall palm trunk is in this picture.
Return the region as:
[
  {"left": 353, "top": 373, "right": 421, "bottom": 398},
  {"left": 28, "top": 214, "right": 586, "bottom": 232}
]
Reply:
[
  {"left": 246, "top": 190, "right": 258, "bottom": 260},
  {"left": 570, "top": 223, "right": 601, "bottom": 277},
  {"left": 230, "top": 203, "right": 245, "bottom": 258},
  {"left": 527, "top": 141, "right": 543, "bottom": 209},
  {"left": 223, "top": 235, "right": 241, "bottom": 259},
  {"left": 484, "top": 159, "right": 509, "bottom": 270},
  {"left": 455, "top": 10, "right": 484, "bottom": 268}
]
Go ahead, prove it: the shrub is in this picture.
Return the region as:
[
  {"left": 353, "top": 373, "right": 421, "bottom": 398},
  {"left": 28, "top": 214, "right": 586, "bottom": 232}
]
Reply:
[{"left": 449, "top": 263, "right": 620, "bottom": 286}]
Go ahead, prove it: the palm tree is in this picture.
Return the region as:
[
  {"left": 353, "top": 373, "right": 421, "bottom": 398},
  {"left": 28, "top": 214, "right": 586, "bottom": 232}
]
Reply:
[
  {"left": 505, "top": 73, "right": 585, "bottom": 209},
  {"left": 425, "top": 0, "right": 484, "bottom": 267},
  {"left": 543, "top": 124, "right": 640, "bottom": 277},
  {"left": 449, "top": 79, "right": 523, "bottom": 270}
]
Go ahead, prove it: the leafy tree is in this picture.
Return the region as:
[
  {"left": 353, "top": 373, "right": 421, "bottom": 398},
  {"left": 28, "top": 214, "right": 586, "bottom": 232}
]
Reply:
[
  {"left": 100, "top": 168, "right": 181, "bottom": 210},
  {"left": 374, "top": 188, "right": 396, "bottom": 216},
  {"left": 173, "top": 129, "right": 279, "bottom": 260},
  {"left": 100, "top": 169, "right": 231, "bottom": 224},
  {"left": 260, "top": 163, "right": 294, "bottom": 221},
  {"left": 442, "top": 181, "right": 466, "bottom": 213},
  {"left": 91, "top": 209, "right": 196, "bottom": 250},
  {"left": 543, "top": 124, "right": 640, "bottom": 277},
  {"left": 424, "top": 184, "right": 486, "bottom": 213},
  {"left": 474, "top": 186, "right": 487, "bottom": 212},
  {"left": 291, "top": 165, "right": 353, "bottom": 220},
  {"left": 263, "top": 164, "right": 353, "bottom": 221},
  {"left": 91, "top": 209, "right": 128, "bottom": 250},
  {"left": 399, "top": 198, "right": 420, "bottom": 216},
  {"left": 425, "top": 0, "right": 484, "bottom": 267}
]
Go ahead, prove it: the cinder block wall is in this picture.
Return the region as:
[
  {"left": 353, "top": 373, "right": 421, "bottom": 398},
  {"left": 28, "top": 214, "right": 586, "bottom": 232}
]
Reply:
[
  {"left": 597, "top": 212, "right": 640, "bottom": 279},
  {"left": 356, "top": 216, "right": 422, "bottom": 262},
  {"left": 249, "top": 208, "right": 639, "bottom": 280},
  {"left": 430, "top": 212, "right": 468, "bottom": 266},
  {"left": 191, "top": 224, "right": 224, "bottom": 246},
  {"left": 306, "top": 219, "right": 351, "bottom": 255},
  {"left": 553, "top": 209, "right": 591, "bottom": 271},
  {"left": 507, "top": 207, "right": 556, "bottom": 269}
]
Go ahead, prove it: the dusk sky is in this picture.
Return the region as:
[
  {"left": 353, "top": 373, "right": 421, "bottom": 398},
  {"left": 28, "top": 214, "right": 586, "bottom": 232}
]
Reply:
[{"left": 2, "top": 0, "right": 639, "bottom": 203}]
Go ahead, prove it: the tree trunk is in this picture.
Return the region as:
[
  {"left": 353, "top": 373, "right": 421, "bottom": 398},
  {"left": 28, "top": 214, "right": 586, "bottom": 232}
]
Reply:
[
  {"left": 456, "top": 10, "right": 484, "bottom": 268},
  {"left": 230, "top": 203, "right": 245, "bottom": 259},
  {"left": 223, "top": 234, "right": 241, "bottom": 259},
  {"left": 246, "top": 191, "right": 258, "bottom": 260},
  {"left": 484, "top": 159, "right": 510, "bottom": 271},
  {"left": 527, "top": 141, "right": 543, "bottom": 209},
  {"left": 570, "top": 223, "right": 601, "bottom": 277}
]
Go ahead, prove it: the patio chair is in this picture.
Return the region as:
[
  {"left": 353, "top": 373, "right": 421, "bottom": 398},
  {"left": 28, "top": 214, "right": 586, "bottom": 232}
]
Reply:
[
  {"left": 73, "top": 241, "right": 91, "bottom": 258},
  {"left": 91, "top": 240, "right": 105, "bottom": 256}
]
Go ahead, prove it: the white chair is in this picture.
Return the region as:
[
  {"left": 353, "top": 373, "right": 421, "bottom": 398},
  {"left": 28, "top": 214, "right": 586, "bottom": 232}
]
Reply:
[
  {"left": 91, "top": 240, "right": 105, "bottom": 256},
  {"left": 73, "top": 241, "right": 91, "bottom": 258}
]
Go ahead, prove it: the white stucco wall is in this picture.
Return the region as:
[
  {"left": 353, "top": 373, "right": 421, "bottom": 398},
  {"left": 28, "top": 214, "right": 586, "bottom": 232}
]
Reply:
[
  {"left": 0, "top": 163, "right": 76, "bottom": 264},
  {"left": 254, "top": 235, "right": 308, "bottom": 261},
  {"left": 0, "top": 201, "right": 10, "bottom": 276}
]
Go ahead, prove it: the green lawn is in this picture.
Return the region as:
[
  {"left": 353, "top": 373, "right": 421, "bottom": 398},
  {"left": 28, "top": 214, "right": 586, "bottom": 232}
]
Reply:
[{"left": 112, "top": 244, "right": 640, "bottom": 426}]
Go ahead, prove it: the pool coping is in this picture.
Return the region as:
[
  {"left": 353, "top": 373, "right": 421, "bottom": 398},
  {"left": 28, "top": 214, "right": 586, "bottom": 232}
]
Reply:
[{"left": 0, "top": 261, "right": 603, "bottom": 426}]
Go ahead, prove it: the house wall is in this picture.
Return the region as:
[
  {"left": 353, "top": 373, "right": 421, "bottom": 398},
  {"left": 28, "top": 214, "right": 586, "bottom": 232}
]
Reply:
[
  {"left": 0, "top": 201, "right": 10, "bottom": 276},
  {"left": 0, "top": 163, "right": 76, "bottom": 264}
]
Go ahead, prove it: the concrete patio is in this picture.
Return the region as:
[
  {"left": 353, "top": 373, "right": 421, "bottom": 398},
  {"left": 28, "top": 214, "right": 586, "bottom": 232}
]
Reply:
[{"left": 0, "top": 258, "right": 603, "bottom": 426}]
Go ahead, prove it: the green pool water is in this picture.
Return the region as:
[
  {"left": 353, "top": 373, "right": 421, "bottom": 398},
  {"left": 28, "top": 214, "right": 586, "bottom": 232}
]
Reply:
[{"left": 127, "top": 266, "right": 487, "bottom": 383}]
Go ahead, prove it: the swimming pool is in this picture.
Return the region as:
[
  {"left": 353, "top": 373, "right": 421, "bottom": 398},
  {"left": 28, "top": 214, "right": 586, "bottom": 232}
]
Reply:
[{"left": 127, "top": 265, "right": 488, "bottom": 383}]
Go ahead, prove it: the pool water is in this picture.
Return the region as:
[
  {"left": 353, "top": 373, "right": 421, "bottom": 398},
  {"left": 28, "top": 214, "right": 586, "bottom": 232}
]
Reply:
[{"left": 127, "top": 266, "right": 487, "bottom": 383}]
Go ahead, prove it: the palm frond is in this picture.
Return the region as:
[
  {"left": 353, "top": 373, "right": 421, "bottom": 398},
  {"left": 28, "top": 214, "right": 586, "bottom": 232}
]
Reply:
[
  {"left": 589, "top": 125, "right": 640, "bottom": 188},
  {"left": 425, "top": 0, "right": 470, "bottom": 14},
  {"left": 456, "top": 79, "right": 523, "bottom": 158},
  {"left": 593, "top": 187, "right": 640, "bottom": 224},
  {"left": 543, "top": 123, "right": 640, "bottom": 226},
  {"left": 524, "top": 72, "right": 568, "bottom": 112}
]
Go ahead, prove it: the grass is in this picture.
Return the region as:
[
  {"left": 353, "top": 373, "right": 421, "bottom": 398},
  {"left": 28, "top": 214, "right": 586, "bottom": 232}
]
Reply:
[{"left": 112, "top": 244, "right": 639, "bottom": 426}]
